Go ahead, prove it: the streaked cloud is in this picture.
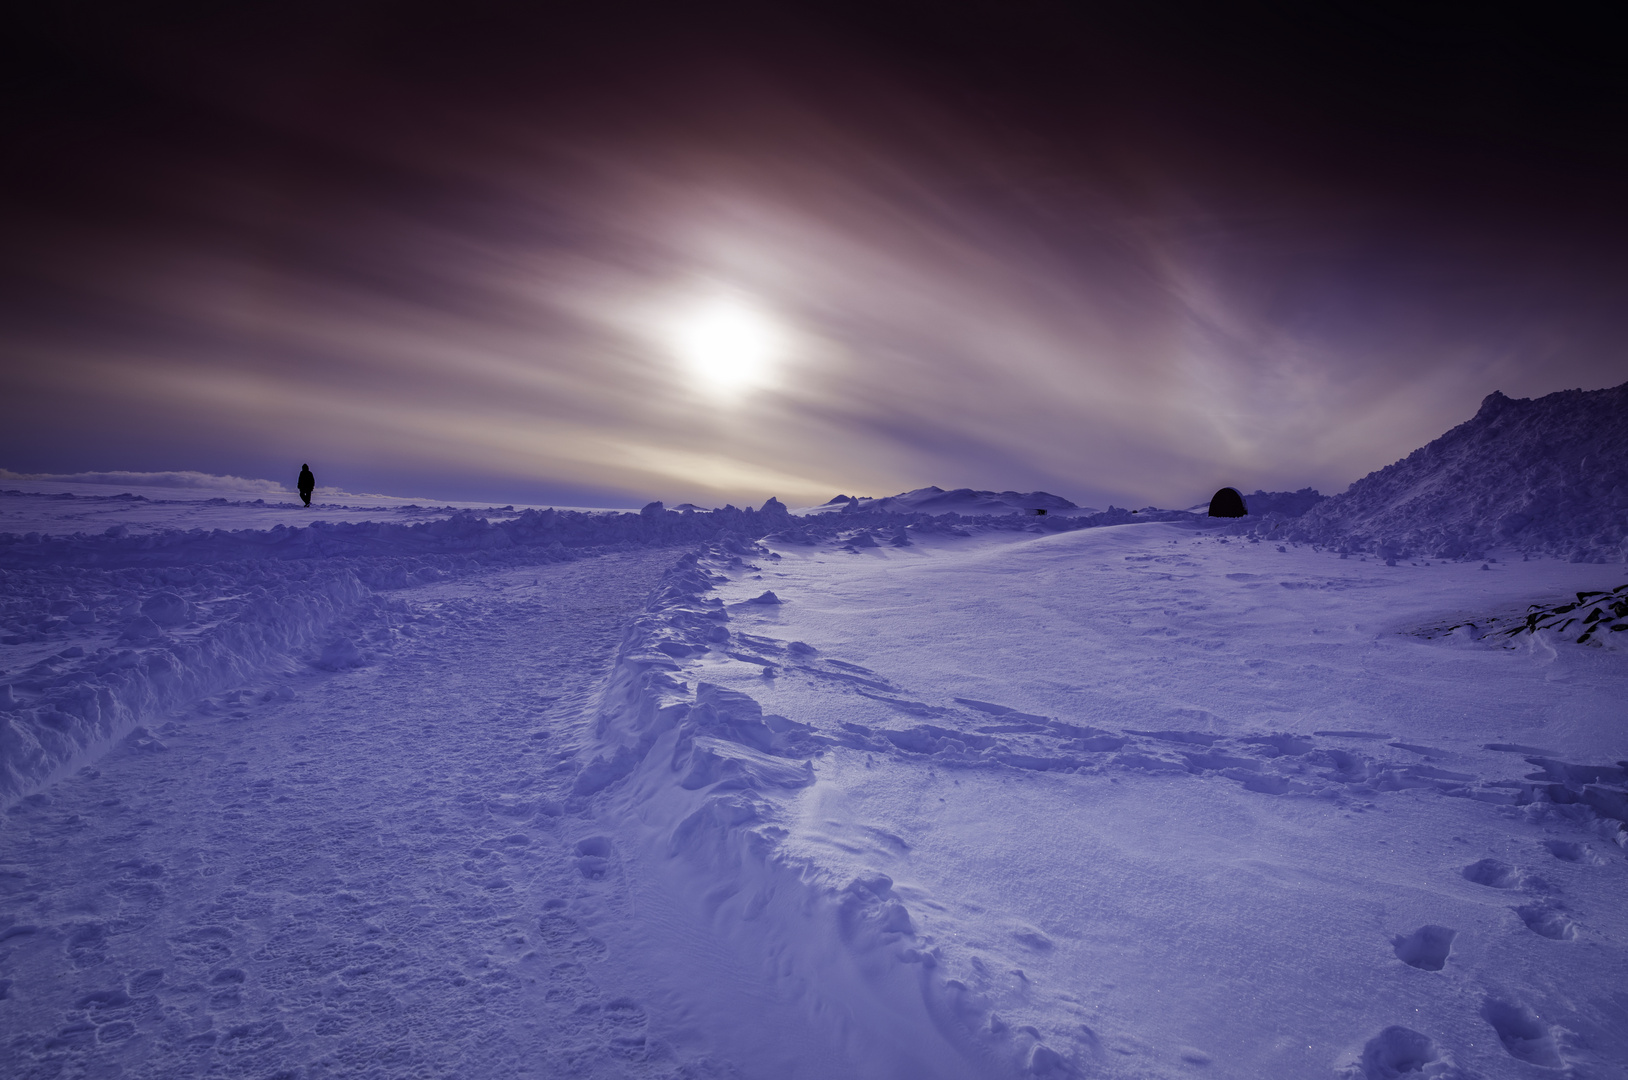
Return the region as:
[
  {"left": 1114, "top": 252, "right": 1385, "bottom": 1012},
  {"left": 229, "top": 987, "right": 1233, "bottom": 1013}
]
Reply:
[{"left": 2, "top": 7, "right": 1622, "bottom": 507}]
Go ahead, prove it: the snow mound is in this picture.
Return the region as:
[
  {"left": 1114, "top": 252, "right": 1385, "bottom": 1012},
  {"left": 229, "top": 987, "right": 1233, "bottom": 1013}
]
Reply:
[
  {"left": 806, "top": 486, "right": 1088, "bottom": 516},
  {"left": 580, "top": 527, "right": 1628, "bottom": 1074},
  {"left": 0, "top": 468, "right": 291, "bottom": 495},
  {"left": 1239, "top": 487, "right": 1326, "bottom": 517},
  {"left": 0, "top": 502, "right": 795, "bottom": 571},
  {"left": 580, "top": 541, "right": 1050, "bottom": 1077},
  {"left": 1281, "top": 382, "right": 1628, "bottom": 562},
  {"left": 1411, "top": 583, "right": 1628, "bottom": 647},
  {"left": 0, "top": 565, "right": 381, "bottom": 806},
  {"left": 0, "top": 501, "right": 796, "bottom": 808},
  {"left": 1183, "top": 488, "right": 1327, "bottom": 517}
]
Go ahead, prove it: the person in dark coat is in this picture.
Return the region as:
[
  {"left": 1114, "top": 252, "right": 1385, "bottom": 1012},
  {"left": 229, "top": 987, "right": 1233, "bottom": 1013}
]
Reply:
[{"left": 297, "top": 464, "right": 315, "bottom": 507}]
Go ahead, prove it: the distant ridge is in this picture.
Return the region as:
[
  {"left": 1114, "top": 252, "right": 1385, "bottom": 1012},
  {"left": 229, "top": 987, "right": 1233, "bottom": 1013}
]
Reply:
[
  {"left": 806, "top": 487, "right": 1092, "bottom": 516},
  {"left": 1283, "top": 382, "right": 1628, "bottom": 562}
]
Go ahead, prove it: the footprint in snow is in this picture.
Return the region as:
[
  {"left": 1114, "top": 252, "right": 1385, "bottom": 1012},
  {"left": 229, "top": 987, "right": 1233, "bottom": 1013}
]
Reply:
[
  {"left": 1513, "top": 902, "right": 1577, "bottom": 941},
  {"left": 1391, "top": 925, "right": 1455, "bottom": 971},
  {"left": 1460, "top": 858, "right": 1547, "bottom": 891},
  {"left": 127, "top": 968, "right": 165, "bottom": 994},
  {"left": 573, "top": 836, "right": 614, "bottom": 880},
  {"left": 1481, "top": 998, "right": 1564, "bottom": 1068},
  {"left": 1354, "top": 1026, "right": 1456, "bottom": 1080}
]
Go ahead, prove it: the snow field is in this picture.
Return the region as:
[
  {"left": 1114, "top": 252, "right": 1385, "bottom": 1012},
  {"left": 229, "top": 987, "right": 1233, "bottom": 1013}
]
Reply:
[
  {"left": 1276, "top": 382, "right": 1628, "bottom": 564},
  {"left": 0, "top": 494, "right": 811, "bottom": 810},
  {"left": 576, "top": 522, "right": 1628, "bottom": 1078},
  {"left": 3, "top": 482, "right": 1626, "bottom": 1079}
]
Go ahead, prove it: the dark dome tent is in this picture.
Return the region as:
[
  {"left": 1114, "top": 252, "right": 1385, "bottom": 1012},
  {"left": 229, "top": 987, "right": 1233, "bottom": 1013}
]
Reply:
[{"left": 1208, "top": 487, "right": 1248, "bottom": 517}]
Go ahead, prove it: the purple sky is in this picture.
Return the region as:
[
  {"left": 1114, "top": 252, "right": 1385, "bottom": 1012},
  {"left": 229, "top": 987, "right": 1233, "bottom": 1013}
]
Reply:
[{"left": 3, "top": 2, "right": 1625, "bottom": 508}]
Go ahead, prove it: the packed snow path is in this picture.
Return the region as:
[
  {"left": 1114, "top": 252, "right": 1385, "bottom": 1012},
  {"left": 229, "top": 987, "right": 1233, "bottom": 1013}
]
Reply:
[{"left": 0, "top": 550, "right": 715, "bottom": 1080}]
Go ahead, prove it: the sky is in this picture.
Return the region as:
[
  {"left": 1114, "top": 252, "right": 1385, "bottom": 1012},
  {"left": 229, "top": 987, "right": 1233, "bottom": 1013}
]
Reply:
[{"left": 3, "top": 1, "right": 1626, "bottom": 509}]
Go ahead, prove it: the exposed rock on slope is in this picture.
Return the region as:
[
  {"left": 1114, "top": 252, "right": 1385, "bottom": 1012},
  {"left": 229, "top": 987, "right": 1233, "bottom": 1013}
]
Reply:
[{"left": 1286, "top": 382, "right": 1628, "bottom": 562}]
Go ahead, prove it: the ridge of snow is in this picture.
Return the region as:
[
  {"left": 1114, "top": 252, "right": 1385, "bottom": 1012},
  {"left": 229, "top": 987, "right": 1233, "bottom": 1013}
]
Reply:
[
  {"left": 578, "top": 540, "right": 1035, "bottom": 1078},
  {"left": 0, "top": 502, "right": 1140, "bottom": 811},
  {"left": 574, "top": 524, "right": 1628, "bottom": 1077},
  {"left": 1278, "top": 382, "right": 1628, "bottom": 562},
  {"left": 0, "top": 566, "right": 379, "bottom": 807},
  {"left": 800, "top": 486, "right": 1089, "bottom": 516}
]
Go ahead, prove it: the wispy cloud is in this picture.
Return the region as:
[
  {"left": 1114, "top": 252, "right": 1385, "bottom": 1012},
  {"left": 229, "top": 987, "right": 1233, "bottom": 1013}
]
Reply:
[{"left": 3, "top": 28, "right": 1621, "bottom": 508}]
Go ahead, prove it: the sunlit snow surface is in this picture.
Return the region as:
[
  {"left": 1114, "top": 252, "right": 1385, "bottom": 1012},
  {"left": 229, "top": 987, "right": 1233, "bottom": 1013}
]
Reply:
[
  {"left": 2, "top": 490, "right": 1625, "bottom": 1079},
  {"left": 598, "top": 525, "right": 1627, "bottom": 1079}
]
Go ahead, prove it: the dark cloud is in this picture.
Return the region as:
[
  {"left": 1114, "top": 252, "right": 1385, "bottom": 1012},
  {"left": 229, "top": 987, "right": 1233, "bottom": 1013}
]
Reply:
[{"left": 3, "top": 1, "right": 1625, "bottom": 506}]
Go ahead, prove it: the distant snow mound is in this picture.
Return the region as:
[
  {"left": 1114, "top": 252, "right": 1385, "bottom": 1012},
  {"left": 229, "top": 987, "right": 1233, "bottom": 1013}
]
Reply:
[
  {"left": 0, "top": 468, "right": 290, "bottom": 495},
  {"left": 812, "top": 486, "right": 1086, "bottom": 516},
  {"left": 1242, "top": 488, "right": 1326, "bottom": 517},
  {"left": 1285, "top": 382, "right": 1628, "bottom": 562}
]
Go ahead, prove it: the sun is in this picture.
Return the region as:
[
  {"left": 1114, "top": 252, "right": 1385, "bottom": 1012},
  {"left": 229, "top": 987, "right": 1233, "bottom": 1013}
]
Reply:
[{"left": 672, "top": 295, "right": 783, "bottom": 397}]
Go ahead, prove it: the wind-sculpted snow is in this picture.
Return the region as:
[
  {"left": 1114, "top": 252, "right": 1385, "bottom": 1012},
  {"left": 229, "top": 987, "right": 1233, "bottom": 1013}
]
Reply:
[
  {"left": 0, "top": 502, "right": 1190, "bottom": 815},
  {"left": 0, "top": 548, "right": 698, "bottom": 1079},
  {"left": 581, "top": 542, "right": 1039, "bottom": 1078},
  {"left": 568, "top": 523, "right": 1628, "bottom": 1077},
  {"left": 0, "top": 495, "right": 1188, "bottom": 574},
  {"left": 4, "top": 493, "right": 1626, "bottom": 1077},
  {"left": 0, "top": 502, "right": 793, "bottom": 809},
  {"left": 574, "top": 525, "right": 1628, "bottom": 1077},
  {"left": 0, "top": 562, "right": 384, "bottom": 807},
  {"left": 1411, "top": 582, "right": 1628, "bottom": 646},
  {"left": 808, "top": 486, "right": 1089, "bottom": 516},
  {"left": 1237, "top": 487, "right": 1326, "bottom": 517},
  {"left": 1266, "top": 381, "right": 1628, "bottom": 563},
  {"left": 0, "top": 501, "right": 796, "bottom": 570}
]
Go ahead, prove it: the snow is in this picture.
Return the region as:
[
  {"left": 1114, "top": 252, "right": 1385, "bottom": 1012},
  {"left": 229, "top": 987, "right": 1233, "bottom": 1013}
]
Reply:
[
  {"left": 797, "top": 487, "right": 1095, "bottom": 517},
  {"left": 2, "top": 473, "right": 1626, "bottom": 1077},
  {"left": 0, "top": 483, "right": 630, "bottom": 537},
  {"left": 1275, "top": 382, "right": 1628, "bottom": 563},
  {"left": 582, "top": 522, "right": 1626, "bottom": 1078}
]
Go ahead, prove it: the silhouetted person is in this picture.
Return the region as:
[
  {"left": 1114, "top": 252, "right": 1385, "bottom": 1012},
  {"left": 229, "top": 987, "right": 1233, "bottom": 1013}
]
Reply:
[{"left": 297, "top": 464, "right": 315, "bottom": 507}]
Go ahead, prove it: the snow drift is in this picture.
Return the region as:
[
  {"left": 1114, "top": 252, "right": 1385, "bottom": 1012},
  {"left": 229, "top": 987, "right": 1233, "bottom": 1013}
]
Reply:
[
  {"left": 0, "top": 502, "right": 795, "bottom": 809},
  {"left": 0, "top": 563, "right": 380, "bottom": 806},
  {"left": 1277, "top": 381, "right": 1628, "bottom": 562},
  {"left": 807, "top": 487, "right": 1089, "bottom": 516},
  {"left": 0, "top": 498, "right": 1156, "bottom": 812},
  {"left": 581, "top": 539, "right": 1038, "bottom": 1078}
]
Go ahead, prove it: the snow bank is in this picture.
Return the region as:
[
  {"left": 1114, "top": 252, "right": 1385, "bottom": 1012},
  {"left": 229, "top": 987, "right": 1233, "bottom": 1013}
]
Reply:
[
  {"left": 577, "top": 529, "right": 1628, "bottom": 1077},
  {"left": 0, "top": 502, "right": 797, "bottom": 809},
  {"left": 1238, "top": 487, "right": 1326, "bottom": 517},
  {"left": 577, "top": 541, "right": 1062, "bottom": 1078},
  {"left": 0, "top": 562, "right": 385, "bottom": 807},
  {"left": 0, "top": 498, "right": 1162, "bottom": 814},
  {"left": 0, "top": 497, "right": 1197, "bottom": 576},
  {"left": 803, "top": 486, "right": 1090, "bottom": 516},
  {"left": 0, "top": 468, "right": 291, "bottom": 494},
  {"left": 0, "top": 501, "right": 797, "bottom": 569},
  {"left": 1272, "top": 381, "right": 1628, "bottom": 562}
]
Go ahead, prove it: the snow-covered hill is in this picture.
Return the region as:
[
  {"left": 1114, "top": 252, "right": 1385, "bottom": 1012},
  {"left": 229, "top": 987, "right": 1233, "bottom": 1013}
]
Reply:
[
  {"left": 802, "top": 487, "right": 1092, "bottom": 516},
  {"left": 1282, "top": 382, "right": 1628, "bottom": 562}
]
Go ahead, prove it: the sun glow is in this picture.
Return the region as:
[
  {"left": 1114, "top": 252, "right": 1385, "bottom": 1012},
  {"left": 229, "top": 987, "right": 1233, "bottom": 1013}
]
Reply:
[{"left": 672, "top": 295, "right": 783, "bottom": 397}]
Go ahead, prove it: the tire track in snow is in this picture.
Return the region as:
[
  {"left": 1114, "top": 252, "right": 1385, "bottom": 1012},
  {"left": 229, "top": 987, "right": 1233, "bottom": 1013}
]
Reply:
[{"left": 0, "top": 549, "right": 729, "bottom": 1079}]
